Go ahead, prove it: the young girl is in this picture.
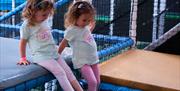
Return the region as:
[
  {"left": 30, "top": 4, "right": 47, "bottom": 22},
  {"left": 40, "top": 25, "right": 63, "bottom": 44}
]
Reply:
[
  {"left": 17, "top": 0, "right": 83, "bottom": 91},
  {"left": 58, "top": 1, "right": 100, "bottom": 91}
]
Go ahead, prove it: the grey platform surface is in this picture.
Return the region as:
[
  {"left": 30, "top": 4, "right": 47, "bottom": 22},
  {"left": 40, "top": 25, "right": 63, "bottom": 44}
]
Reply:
[{"left": 0, "top": 37, "right": 72, "bottom": 89}]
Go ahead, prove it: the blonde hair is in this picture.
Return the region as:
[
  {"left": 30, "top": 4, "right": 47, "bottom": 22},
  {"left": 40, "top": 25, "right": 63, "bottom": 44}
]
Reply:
[
  {"left": 64, "top": 1, "right": 95, "bottom": 28},
  {"left": 22, "top": 0, "right": 54, "bottom": 26}
]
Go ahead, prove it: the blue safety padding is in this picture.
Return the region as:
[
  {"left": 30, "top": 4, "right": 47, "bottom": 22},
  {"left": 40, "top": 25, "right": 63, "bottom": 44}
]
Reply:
[
  {"left": 15, "top": 84, "right": 25, "bottom": 91},
  {"left": 0, "top": 0, "right": 69, "bottom": 22},
  {"left": 54, "top": 0, "right": 69, "bottom": 8},
  {"left": 78, "top": 79, "right": 142, "bottom": 91},
  {"left": 0, "top": 0, "right": 25, "bottom": 10},
  {"left": 0, "top": 2, "right": 26, "bottom": 21},
  {"left": 0, "top": 0, "right": 25, "bottom": 3},
  {"left": 100, "top": 82, "right": 142, "bottom": 91},
  {"left": 3, "top": 74, "right": 55, "bottom": 91}
]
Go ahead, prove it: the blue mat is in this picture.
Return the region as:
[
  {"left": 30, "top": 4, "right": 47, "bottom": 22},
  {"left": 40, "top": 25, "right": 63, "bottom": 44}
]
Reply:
[
  {"left": 79, "top": 79, "right": 142, "bottom": 91},
  {"left": 100, "top": 82, "right": 142, "bottom": 91}
]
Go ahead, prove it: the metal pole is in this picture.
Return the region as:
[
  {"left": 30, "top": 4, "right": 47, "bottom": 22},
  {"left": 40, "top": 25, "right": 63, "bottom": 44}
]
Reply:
[
  {"left": 12, "top": 0, "right": 16, "bottom": 38},
  {"left": 129, "top": 0, "right": 138, "bottom": 47},
  {"left": 152, "top": 0, "right": 159, "bottom": 41},
  {"left": 109, "top": 0, "right": 114, "bottom": 35},
  {"left": 12, "top": 0, "right": 15, "bottom": 25},
  {"left": 158, "top": 0, "right": 166, "bottom": 38}
]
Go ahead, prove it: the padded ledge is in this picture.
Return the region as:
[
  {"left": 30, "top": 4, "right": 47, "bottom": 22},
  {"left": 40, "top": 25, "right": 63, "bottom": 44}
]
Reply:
[{"left": 0, "top": 37, "right": 70, "bottom": 90}]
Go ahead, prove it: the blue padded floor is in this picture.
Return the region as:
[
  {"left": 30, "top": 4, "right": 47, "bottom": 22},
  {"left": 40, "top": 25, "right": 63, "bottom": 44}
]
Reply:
[{"left": 100, "top": 82, "right": 141, "bottom": 91}]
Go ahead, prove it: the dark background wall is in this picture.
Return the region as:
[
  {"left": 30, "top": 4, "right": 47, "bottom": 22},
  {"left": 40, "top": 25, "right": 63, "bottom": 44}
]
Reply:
[{"left": 52, "top": 0, "right": 179, "bottom": 43}]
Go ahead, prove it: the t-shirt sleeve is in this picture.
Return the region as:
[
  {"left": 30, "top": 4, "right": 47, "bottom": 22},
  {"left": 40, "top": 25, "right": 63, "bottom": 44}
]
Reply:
[
  {"left": 87, "top": 25, "right": 91, "bottom": 30},
  {"left": 64, "top": 29, "right": 76, "bottom": 41},
  {"left": 20, "top": 22, "right": 30, "bottom": 40}
]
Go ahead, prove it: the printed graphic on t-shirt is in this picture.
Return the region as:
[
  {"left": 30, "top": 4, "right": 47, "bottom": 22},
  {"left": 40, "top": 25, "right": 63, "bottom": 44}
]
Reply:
[
  {"left": 84, "top": 32, "right": 93, "bottom": 44},
  {"left": 36, "top": 28, "right": 50, "bottom": 41}
]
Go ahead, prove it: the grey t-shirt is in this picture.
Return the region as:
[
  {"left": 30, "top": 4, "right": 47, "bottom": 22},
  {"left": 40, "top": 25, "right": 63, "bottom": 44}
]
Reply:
[
  {"left": 64, "top": 25, "right": 99, "bottom": 69},
  {"left": 20, "top": 20, "right": 59, "bottom": 62}
]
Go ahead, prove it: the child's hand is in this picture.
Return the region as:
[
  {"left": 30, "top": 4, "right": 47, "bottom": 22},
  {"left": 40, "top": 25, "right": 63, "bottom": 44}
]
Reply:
[{"left": 17, "top": 57, "right": 30, "bottom": 65}]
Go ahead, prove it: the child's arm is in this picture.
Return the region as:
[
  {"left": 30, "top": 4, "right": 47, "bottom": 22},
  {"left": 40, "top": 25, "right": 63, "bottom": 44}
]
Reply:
[
  {"left": 17, "top": 39, "right": 30, "bottom": 65},
  {"left": 58, "top": 38, "right": 68, "bottom": 54}
]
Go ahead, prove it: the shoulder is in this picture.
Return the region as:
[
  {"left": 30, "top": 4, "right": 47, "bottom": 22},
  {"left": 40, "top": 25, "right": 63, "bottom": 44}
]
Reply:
[
  {"left": 66, "top": 25, "right": 76, "bottom": 30},
  {"left": 84, "top": 26, "right": 91, "bottom": 32},
  {"left": 85, "top": 25, "right": 90, "bottom": 30},
  {"left": 20, "top": 20, "right": 30, "bottom": 31},
  {"left": 21, "top": 20, "right": 28, "bottom": 28},
  {"left": 65, "top": 26, "right": 77, "bottom": 33}
]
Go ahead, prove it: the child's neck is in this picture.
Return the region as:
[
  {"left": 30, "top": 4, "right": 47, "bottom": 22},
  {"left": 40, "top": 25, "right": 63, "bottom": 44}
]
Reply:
[{"left": 75, "top": 24, "right": 85, "bottom": 28}]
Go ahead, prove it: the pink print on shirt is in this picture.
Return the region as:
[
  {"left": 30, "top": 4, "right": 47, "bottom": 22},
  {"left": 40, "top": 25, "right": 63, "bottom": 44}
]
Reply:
[
  {"left": 36, "top": 30, "right": 50, "bottom": 41},
  {"left": 84, "top": 32, "right": 93, "bottom": 44}
]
